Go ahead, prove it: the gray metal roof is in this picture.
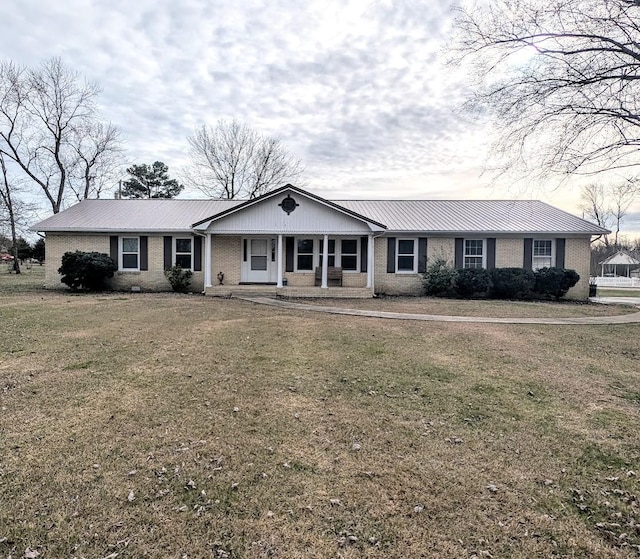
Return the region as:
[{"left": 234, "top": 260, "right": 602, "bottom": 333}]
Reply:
[
  {"left": 32, "top": 196, "right": 608, "bottom": 235},
  {"left": 334, "top": 199, "right": 609, "bottom": 235},
  {"left": 33, "top": 199, "right": 242, "bottom": 232}
]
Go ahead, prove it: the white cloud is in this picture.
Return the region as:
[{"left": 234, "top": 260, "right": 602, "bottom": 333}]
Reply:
[{"left": 1, "top": 0, "right": 637, "bottom": 234}]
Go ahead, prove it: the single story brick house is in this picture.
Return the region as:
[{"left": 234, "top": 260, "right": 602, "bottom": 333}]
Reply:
[{"left": 33, "top": 184, "right": 608, "bottom": 299}]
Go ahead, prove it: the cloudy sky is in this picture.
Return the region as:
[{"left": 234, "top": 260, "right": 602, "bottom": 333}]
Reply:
[{"left": 2, "top": 0, "right": 639, "bottom": 234}]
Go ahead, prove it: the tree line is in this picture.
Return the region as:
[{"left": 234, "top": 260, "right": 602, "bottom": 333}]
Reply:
[{"left": 0, "top": 57, "right": 303, "bottom": 272}]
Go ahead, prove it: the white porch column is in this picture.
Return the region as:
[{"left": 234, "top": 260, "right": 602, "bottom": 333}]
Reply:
[
  {"left": 204, "top": 233, "right": 212, "bottom": 288},
  {"left": 367, "top": 234, "right": 374, "bottom": 289},
  {"left": 277, "top": 234, "right": 283, "bottom": 288},
  {"left": 321, "top": 234, "right": 329, "bottom": 289}
]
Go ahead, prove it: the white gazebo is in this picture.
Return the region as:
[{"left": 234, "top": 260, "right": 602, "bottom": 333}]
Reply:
[{"left": 599, "top": 250, "right": 640, "bottom": 278}]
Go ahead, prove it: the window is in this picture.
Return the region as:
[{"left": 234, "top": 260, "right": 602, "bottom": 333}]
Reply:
[
  {"left": 397, "top": 239, "right": 416, "bottom": 272},
  {"left": 297, "top": 239, "right": 314, "bottom": 271},
  {"left": 464, "top": 239, "right": 485, "bottom": 269},
  {"left": 319, "top": 239, "right": 336, "bottom": 267},
  {"left": 533, "top": 239, "right": 553, "bottom": 270},
  {"left": 341, "top": 239, "right": 358, "bottom": 271},
  {"left": 120, "top": 237, "right": 139, "bottom": 270},
  {"left": 175, "top": 238, "right": 193, "bottom": 269}
]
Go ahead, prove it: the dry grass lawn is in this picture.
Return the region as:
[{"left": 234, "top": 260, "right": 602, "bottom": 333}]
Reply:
[{"left": 1, "top": 281, "right": 639, "bottom": 558}]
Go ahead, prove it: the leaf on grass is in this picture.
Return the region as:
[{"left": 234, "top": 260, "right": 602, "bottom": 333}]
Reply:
[{"left": 127, "top": 490, "right": 135, "bottom": 502}]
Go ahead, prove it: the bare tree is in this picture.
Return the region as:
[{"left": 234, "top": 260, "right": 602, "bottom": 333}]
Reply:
[
  {"left": 0, "top": 58, "right": 122, "bottom": 213},
  {"left": 69, "top": 121, "right": 123, "bottom": 201},
  {"left": 580, "top": 180, "right": 638, "bottom": 246},
  {"left": 0, "top": 153, "right": 36, "bottom": 273},
  {"left": 185, "top": 120, "right": 304, "bottom": 199},
  {"left": 453, "top": 0, "right": 640, "bottom": 182},
  {"left": 610, "top": 179, "right": 638, "bottom": 245}
]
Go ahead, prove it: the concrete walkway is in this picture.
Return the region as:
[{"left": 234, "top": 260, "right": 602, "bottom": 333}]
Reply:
[{"left": 238, "top": 296, "right": 640, "bottom": 325}]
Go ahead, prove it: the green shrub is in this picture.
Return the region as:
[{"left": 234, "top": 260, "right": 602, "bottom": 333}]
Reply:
[
  {"left": 456, "top": 268, "right": 492, "bottom": 298},
  {"left": 165, "top": 265, "right": 193, "bottom": 293},
  {"left": 489, "top": 267, "right": 535, "bottom": 299},
  {"left": 534, "top": 267, "right": 580, "bottom": 300},
  {"left": 58, "top": 251, "right": 117, "bottom": 291},
  {"left": 423, "top": 257, "right": 458, "bottom": 297}
]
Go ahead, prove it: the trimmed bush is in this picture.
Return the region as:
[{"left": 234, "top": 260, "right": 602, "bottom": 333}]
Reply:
[
  {"left": 489, "top": 267, "right": 535, "bottom": 299},
  {"left": 165, "top": 265, "right": 193, "bottom": 293},
  {"left": 456, "top": 268, "right": 492, "bottom": 298},
  {"left": 534, "top": 267, "right": 580, "bottom": 300},
  {"left": 58, "top": 251, "right": 117, "bottom": 291},
  {"left": 423, "top": 257, "right": 457, "bottom": 297}
]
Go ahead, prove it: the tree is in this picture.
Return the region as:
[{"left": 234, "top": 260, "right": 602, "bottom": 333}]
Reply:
[
  {"left": 120, "top": 161, "right": 184, "bottom": 199},
  {"left": 453, "top": 0, "right": 640, "bottom": 182},
  {"left": 0, "top": 58, "right": 122, "bottom": 213},
  {"left": 580, "top": 181, "right": 638, "bottom": 246},
  {"left": 185, "top": 119, "right": 304, "bottom": 199},
  {"left": 0, "top": 152, "right": 21, "bottom": 272},
  {"left": 32, "top": 237, "right": 45, "bottom": 262}
]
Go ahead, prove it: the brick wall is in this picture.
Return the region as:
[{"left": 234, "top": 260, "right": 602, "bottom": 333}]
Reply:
[
  {"left": 45, "top": 234, "right": 203, "bottom": 292},
  {"left": 565, "top": 237, "right": 591, "bottom": 299},
  {"left": 212, "top": 236, "right": 241, "bottom": 286}
]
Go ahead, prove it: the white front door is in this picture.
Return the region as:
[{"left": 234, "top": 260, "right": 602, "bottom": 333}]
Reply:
[{"left": 247, "top": 238, "right": 270, "bottom": 283}]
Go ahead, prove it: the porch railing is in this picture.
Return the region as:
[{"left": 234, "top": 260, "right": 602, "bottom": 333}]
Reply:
[{"left": 591, "top": 276, "right": 640, "bottom": 288}]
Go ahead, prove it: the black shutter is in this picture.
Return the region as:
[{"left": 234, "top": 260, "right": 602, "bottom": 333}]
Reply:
[
  {"left": 140, "top": 236, "right": 148, "bottom": 271},
  {"left": 386, "top": 237, "right": 396, "bottom": 273},
  {"left": 285, "top": 237, "right": 294, "bottom": 272},
  {"left": 243, "top": 239, "right": 247, "bottom": 262},
  {"left": 454, "top": 238, "right": 464, "bottom": 269},
  {"left": 418, "top": 237, "right": 428, "bottom": 273},
  {"left": 109, "top": 236, "right": 118, "bottom": 265},
  {"left": 487, "top": 238, "right": 496, "bottom": 270},
  {"left": 523, "top": 238, "right": 533, "bottom": 270},
  {"left": 360, "top": 236, "right": 368, "bottom": 273},
  {"left": 163, "top": 236, "right": 173, "bottom": 270},
  {"left": 194, "top": 236, "right": 202, "bottom": 272},
  {"left": 556, "top": 238, "right": 566, "bottom": 269}
]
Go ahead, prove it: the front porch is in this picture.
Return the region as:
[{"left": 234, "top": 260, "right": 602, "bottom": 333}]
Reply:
[{"left": 205, "top": 284, "right": 374, "bottom": 298}]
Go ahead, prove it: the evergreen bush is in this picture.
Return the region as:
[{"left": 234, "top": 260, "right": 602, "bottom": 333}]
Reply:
[
  {"left": 534, "top": 267, "right": 580, "bottom": 300},
  {"left": 423, "top": 257, "right": 458, "bottom": 297},
  {"left": 165, "top": 265, "right": 193, "bottom": 293},
  {"left": 489, "top": 267, "right": 535, "bottom": 299},
  {"left": 58, "top": 251, "right": 117, "bottom": 291},
  {"left": 456, "top": 268, "right": 492, "bottom": 298}
]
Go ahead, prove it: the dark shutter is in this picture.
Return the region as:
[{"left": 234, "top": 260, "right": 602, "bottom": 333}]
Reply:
[
  {"left": 454, "top": 238, "right": 464, "bottom": 269},
  {"left": 243, "top": 239, "right": 247, "bottom": 262},
  {"left": 386, "top": 237, "right": 396, "bottom": 273},
  {"left": 486, "top": 238, "right": 496, "bottom": 270},
  {"left": 418, "top": 237, "right": 428, "bottom": 273},
  {"left": 194, "top": 236, "right": 202, "bottom": 272},
  {"left": 110, "top": 236, "right": 118, "bottom": 265},
  {"left": 360, "top": 236, "right": 368, "bottom": 273},
  {"left": 556, "top": 238, "right": 566, "bottom": 269},
  {"left": 140, "top": 236, "right": 148, "bottom": 271},
  {"left": 163, "top": 236, "right": 173, "bottom": 270},
  {"left": 523, "top": 238, "right": 533, "bottom": 270},
  {"left": 285, "top": 236, "right": 294, "bottom": 272}
]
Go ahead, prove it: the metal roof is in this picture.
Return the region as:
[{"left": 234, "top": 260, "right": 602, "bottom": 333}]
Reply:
[
  {"left": 334, "top": 200, "right": 609, "bottom": 235},
  {"left": 599, "top": 250, "right": 640, "bottom": 266},
  {"left": 33, "top": 199, "right": 242, "bottom": 232},
  {"left": 32, "top": 196, "right": 608, "bottom": 236}
]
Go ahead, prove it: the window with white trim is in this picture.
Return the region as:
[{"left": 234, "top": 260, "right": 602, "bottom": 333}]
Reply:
[
  {"left": 120, "top": 236, "right": 139, "bottom": 270},
  {"left": 533, "top": 239, "right": 553, "bottom": 270},
  {"left": 464, "top": 239, "right": 485, "bottom": 269},
  {"left": 296, "top": 239, "right": 314, "bottom": 271},
  {"left": 341, "top": 239, "right": 358, "bottom": 271},
  {"left": 396, "top": 239, "right": 417, "bottom": 272},
  {"left": 175, "top": 237, "right": 193, "bottom": 269}
]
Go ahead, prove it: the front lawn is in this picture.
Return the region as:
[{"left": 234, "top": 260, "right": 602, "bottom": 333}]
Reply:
[{"left": 1, "top": 291, "right": 639, "bottom": 558}]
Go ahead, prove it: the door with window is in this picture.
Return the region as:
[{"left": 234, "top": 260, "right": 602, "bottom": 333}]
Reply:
[{"left": 245, "top": 238, "right": 276, "bottom": 283}]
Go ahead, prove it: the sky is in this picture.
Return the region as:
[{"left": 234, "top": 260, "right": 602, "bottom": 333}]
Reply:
[{"left": 1, "top": 0, "right": 639, "bottom": 236}]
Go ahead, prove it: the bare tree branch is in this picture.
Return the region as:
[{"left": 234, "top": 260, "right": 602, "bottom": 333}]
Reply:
[
  {"left": 453, "top": 0, "right": 640, "bottom": 181},
  {"left": 185, "top": 119, "right": 304, "bottom": 199}
]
